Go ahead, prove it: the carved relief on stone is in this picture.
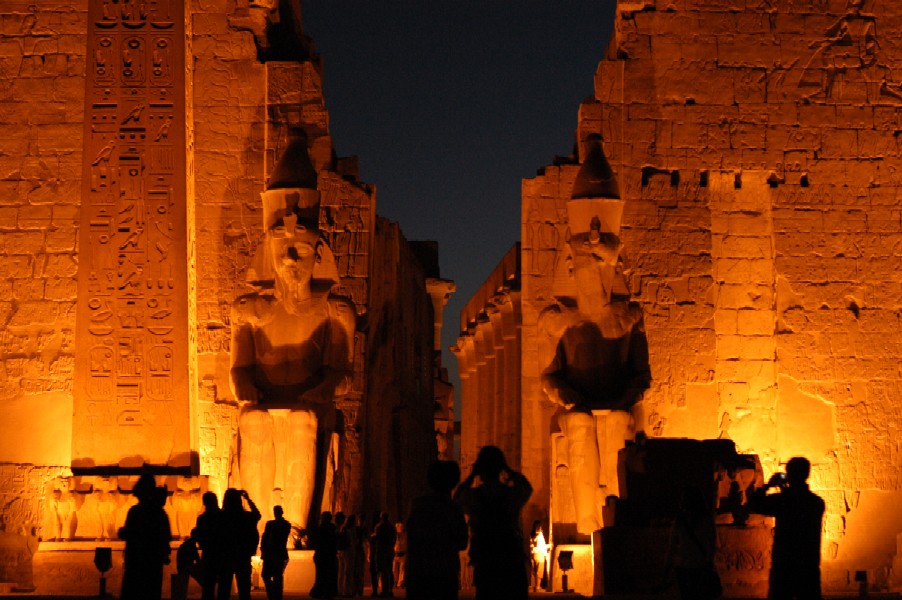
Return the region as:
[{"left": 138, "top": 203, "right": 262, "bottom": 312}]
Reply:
[
  {"left": 798, "top": 0, "right": 902, "bottom": 102},
  {"left": 75, "top": 0, "right": 188, "bottom": 468}
]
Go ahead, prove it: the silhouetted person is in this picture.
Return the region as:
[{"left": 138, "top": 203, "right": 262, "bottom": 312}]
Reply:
[
  {"left": 218, "top": 489, "right": 261, "bottom": 600},
  {"left": 454, "top": 446, "right": 532, "bottom": 600},
  {"left": 367, "top": 512, "right": 380, "bottom": 596},
  {"left": 405, "top": 460, "right": 469, "bottom": 600},
  {"left": 261, "top": 505, "right": 291, "bottom": 600},
  {"left": 372, "top": 511, "right": 397, "bottom": 597},
  {"left": 529, "top": 520, "right": 549, "bottom": 592},
  {"left": 339, "top": 514, "right": 364, "bottom": 597},
  {"left": 311, "top": 511, "right": 338, "bottom": 600},
  {"left": 669, "top": 486, "right": 720, "bottom": 600},
  {"left": 748, "top": 457, "right": 825, "bottom": 600},
  {"left": 119, "top": 474, "right": 172, "bottom": 600},
  {"left": 193, "top": 491, "right": 224, "bottom": 600},
  {"left": 334, "top": 511, "right": 349, "bottom": 595},
  {"left": 173, "top": 535, "right": 202, "bottom": 600}
]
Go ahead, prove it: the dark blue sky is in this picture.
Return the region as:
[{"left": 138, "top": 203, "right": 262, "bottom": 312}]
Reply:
[{"left": 301, "top": 1, "right": 616, "bottom": 391}]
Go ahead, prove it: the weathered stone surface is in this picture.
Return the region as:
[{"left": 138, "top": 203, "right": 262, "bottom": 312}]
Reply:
[
  {"left": 0, "top": 0, "right": 451, "bottom": 555},
  {"left": 453, "top": 0, "right": 902, "bottom": 594}
]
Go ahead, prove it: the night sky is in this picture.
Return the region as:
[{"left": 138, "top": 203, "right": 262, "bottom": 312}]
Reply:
[{"left": 301, "top": 1, "right": 617, "bottom": 393}]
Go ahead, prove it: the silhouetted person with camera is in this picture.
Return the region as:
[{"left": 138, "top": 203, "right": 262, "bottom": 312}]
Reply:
[
  {"left": 261, "top": 505, "right": 291, "bottom": 600},
  {"left": 454, "top": 446, "right": 532, "bottom": 600},
  {"left": 406, "top": 460, "right": 469, "bottom": 600},
  {"left": 119, "top": 474, "right": 172, "bottom": 600},
  {"left": 218, "top": 489, "right": 261, "bottom": 600},
  {"left": 748, "top": 456, "right": 825, "bottom": 600},
  {"left": 311, "top": 511, "right": 338, "bottom": 600},
  {"left": 193, "top": 491, "right": 224, "bottom": 600},
  {"left": 373, "top": 511, "right": 397, "bottom": 597}
]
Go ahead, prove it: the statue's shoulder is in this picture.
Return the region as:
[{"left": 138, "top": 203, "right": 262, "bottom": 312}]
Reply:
[
  {"left": 327, "top": 294, "right": 357, "bottom": 332},
  {"left": 232, "top": 292, "right": 277, "bottom": 325},
  {"left": 538, "top": 301, "right": 579, "bottom": 339},
  {"left": 625, "top": 300, "right": 645, "bottom": 329}
]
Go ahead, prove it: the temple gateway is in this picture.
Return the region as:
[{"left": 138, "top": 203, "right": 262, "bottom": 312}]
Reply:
[{"left": 2, "top": 0, "right": 902, "bottom": 597}]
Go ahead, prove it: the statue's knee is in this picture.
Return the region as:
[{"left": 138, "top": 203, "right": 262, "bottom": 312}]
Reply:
[
  {"left": 562, "top": 412, "right": 595, "bottom": 439},
  {"left": 239, "top": 410, "right": 272, "bottom": 443},
  {"left": 287, "top": 410, "right": 317, "bottom": 432}
]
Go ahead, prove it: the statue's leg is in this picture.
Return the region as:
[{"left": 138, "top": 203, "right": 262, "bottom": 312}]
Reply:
[
  {"left": 239, "top": 409, "right": 275, "bottom": 512},
  {"left": 284, "top": 410, "right": 317, "bottom": 528},
  {"left": 560, "top": 411, "right": 602, "bottom": 534},
  {"left": 595, "top": 410, "right": 633, "bottom": 498}
]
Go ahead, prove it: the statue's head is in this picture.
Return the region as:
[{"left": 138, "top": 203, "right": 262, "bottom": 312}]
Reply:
[
  {"left": 267, "top": 210, "right": 321, "bottom": 289},
  {"left": 566, "top": 198, "right": 629, "bottom": 306},
  {"left": 261, "top": 185, "right": 322, "bottom": 290}
]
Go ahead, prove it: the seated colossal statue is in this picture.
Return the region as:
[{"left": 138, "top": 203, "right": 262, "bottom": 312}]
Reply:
[
  {"left": 230, "top": 136, "right": 355, "bottom": 529},
  {"left": 541, "top": 151, "right": 650, "bottom": 535}
]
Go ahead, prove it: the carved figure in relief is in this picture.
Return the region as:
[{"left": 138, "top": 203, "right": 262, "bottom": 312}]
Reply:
[
  {"left": 231, "top": 134, "right": 354, "bottom": 530},
  {"left": 799, "top": 0, "right": 902, "bottom": 101},
  {"left": 540, "top": 138, "right": 650, "bottom": 535}
]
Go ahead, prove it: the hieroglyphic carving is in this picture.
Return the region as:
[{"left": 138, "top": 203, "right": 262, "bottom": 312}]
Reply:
[
  {"left": 74, "top": 0, "right": 189, "bottom": 468},
  {"left": 798, "top": 0, "right": 902, "bottom": 102}
]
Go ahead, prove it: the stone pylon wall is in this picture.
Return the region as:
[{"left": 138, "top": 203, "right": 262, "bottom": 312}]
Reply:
[
  {"left": 521, "top": 0, "right": 902, "bottom": 592},
  {"left": 0, "top": 0, "right": 378, "bottom": 540},
  {"left": 0, "top": 0, "right": 88, "bottom": 537}
]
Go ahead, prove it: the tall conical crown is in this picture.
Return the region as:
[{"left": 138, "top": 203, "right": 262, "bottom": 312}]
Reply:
[
  {"left": 268, "top": 129, "right": 317, "bottom": 191},
  {"left": 571, "top": 134, "right": 619, "bottom": 200}
]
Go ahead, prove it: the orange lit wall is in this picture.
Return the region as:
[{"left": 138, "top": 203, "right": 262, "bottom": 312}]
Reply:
[
  {"left": 514, "top": 0, "right": 902, "bottom": 593},
  {"left": 0, "top": 2, "right": 444, "bottom": 577}
]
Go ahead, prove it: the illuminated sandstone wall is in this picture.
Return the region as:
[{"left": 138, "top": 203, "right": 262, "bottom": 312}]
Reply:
[
  {"left": 516, "top": 0, "right": 902, "bottom": 592},
  {"left": 0, "top": 0, "right": 88, "bottom": 536},
  {"left": 0, "top": 0, "right": 450, "bottom": 547}
]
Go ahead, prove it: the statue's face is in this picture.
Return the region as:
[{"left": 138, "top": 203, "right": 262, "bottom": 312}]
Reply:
[{"left": 268, "top": 215, "right": 319, "bottom": 287}]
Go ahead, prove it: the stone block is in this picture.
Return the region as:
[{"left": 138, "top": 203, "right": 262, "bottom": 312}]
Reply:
[
  {"left": 737, "top": 309, "right": 775, "bottom": 336},
  {"left": 819, "top": 128, "right": 858, "bottom": 158},
  {"left": 0, "top": 232, "right": 42, "bottom": 255},
  {"left": 717, "top": 282, "right": 774, "bottom": 310},
  {"left": 711, "top": 211, "right": 772, "bottom": 236},
  {"left": 714, "top": 308, "right": 738, "bottom": 335},
  {"left": 192, "top": 12, "right": 229, "bottom": 35},
  {"left": 45, "top": 227, "right": 76, "bottom": 252},
  {"left": 44, "top": 276, "right": 77, "bottom": 301},
  {"left": 0, "top": 257, "right": 38, "bottom": 285},
  {"left": 732, "top": 68, "right": 768, "bottom": 104},
  {"left": 35, "top": 122, "right": 82, "bottom": 152},
  {"left": 797, "top": 103, "right": 836, "bottom": 129},
  {"left": 767, "top": 125, "right": 822, "bottom": 152},
  {"left": 194, "top": 60, "right": 265, "bottom": 107},
  {"left": 8, "top": 300, "right": 59, "bottom": 326},
  {"left": 716, "top": 334, "right": 775, "bottom": 361},
  {"left": 668, "top": 303, "right": 714, "bottom": 329},
  {"left": 49, "top": 76, "right": 84, "bottom": 104},
  {"left": 772, "top": 208, "right": 824, "bottom": 233},
  {"left": 17, "top": 203, "right": 52, "bottom": 228},
  {"left": 40, "top": 253, "right": 76, "bottom": 278},
  {"left": 0, "top": 205, "right": 19, "bottom": 225},
  {"left": 715, "top": 235, "right": 774, "bottom": 260},
  {"left": 857, "top": 129, "right": 899, "bottom": 158},
  {"left": 192, "top": 34, "right": 258, "bottom": 61}
]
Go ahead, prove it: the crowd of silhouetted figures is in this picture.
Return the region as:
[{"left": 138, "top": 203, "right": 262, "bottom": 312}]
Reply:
[{"left": 116, "top": 450, "right": 825, "bottom": 600}]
